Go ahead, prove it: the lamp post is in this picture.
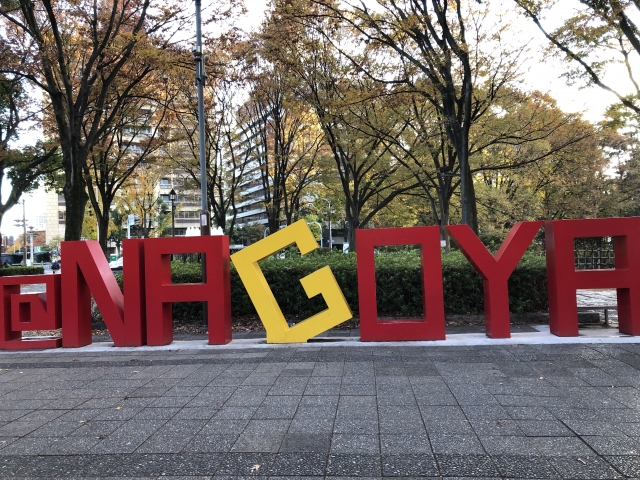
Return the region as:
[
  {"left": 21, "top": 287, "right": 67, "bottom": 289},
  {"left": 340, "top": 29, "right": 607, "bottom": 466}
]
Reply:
[
  {"left": 320, "top": 198, "right": 332, "bottom": 249},
  {"left": 27, "top": 226, "right": 34, "bottom": 266},
  {"left": 169, "top": 189, "right": 177, "bottom": 237},
  {"left": 13, "top": 200, "right": 27, "bottom": 265}
]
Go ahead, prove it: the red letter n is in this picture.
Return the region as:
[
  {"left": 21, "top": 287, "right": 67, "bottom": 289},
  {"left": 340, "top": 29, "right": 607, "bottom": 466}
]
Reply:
[
  {"left": 546, "top": 218, "right": 640, "bottom": 336},
  {"left": 446, "top": 222, "right": 542, "bottom": 339},
  {"left": 357, "top": 227, "right": 445, "bottom": 342},
  {"left": 144, "top": 235, "right": 231, "bottom": 346},
  {"left": 61, "top": 240, "right": 146, "bottom": 347}
]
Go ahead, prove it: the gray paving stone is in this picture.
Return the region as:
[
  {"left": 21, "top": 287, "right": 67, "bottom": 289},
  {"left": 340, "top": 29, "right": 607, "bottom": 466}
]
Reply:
[
  {"left": 216, "top": 452, "right": 276, "bottom": 476},
  {"left": 379, "top": 433, "right": 431, "bottom": 454},
  {"left": 429, "top": 433, "right": 485, "bottom": 454},
  {"left": 330, "top": 434, "right": 379, "bottom": 454},
  {"left": 491, "top": 454, "right": 559, "bottom": 478},
  {"left": 435, "top": 454, "right": 500, "bottom": 477},
  {"left": 269, "top": 452, "right": 326, "bottom": 476},
  {"left": 163, "top": 453, "right": 224, "bottom": 476},
  {"left": 381, "top": 454, "right": 438, "bottom": 477},
  {"left": 516, "top": 419, "right": 575, "bottom": 437},
  {"left": 548, "top": 455, "right": 624, "bottom": 479},
  {"left": 325, "top": 453, "right": 381, "bottom": 477},
  {"left": 606, "top": 455, "right": 640, "bottom": 477},
  {"left": 582, "top": 435, "right": 640, "bottom": 455}
]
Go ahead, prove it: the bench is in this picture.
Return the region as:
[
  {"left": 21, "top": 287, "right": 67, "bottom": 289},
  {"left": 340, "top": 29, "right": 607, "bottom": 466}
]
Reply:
[{"left": 577, "top": 305, "right": 617, "bottom": 326}]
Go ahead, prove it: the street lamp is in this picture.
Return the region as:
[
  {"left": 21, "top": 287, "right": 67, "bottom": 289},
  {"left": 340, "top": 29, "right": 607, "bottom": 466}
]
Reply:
[
  {"left": 27, "top": 226, "right": 35, "bottom": 266},
  {"left": 13, "top": 200, "right": 27, "bottom": 265},
  {"left": 169, "top": 189, "right": 177, "bottom": 237}
]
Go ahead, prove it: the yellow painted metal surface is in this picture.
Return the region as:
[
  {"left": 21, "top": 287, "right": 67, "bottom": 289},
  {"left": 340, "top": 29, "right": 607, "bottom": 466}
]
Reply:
[{"left": 231, "top": 221, "right": 352, "bottom": 343}]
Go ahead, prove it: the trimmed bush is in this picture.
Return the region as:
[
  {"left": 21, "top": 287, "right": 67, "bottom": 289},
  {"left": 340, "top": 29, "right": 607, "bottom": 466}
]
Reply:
[
  {"left": 155, "top": 251, "right": 548, "bottom": 321},
  {"left": 0, "top": 266, "right": 45, "bottom": 277}
]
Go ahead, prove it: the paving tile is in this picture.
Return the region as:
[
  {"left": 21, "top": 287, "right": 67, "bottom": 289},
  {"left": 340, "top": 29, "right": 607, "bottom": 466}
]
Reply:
[
  {"left": 548, "top": 455, "right": 624, "bottom": 479},
  {"left": 330, "top": 434, "right": 379, "bottom": 454},
  {"left": 429, "top": 433, "right": 485, "bottom": 454},
  {"left": 269, "top": 452, "right": 326, "bottom": 476},
  {"left": 379, "top": 433, "right": 431, "bottom": 454},
  {"left": 582, "top": 436, "right": 640, "bottom": 455},
  {"left": 185, "top": 434, "right": 238, "bottom": 453},
  {"left": 516, "top": 419, "right": 574, "bottom": 437},
  {"left": 606, "top": 455, "right": 640, "bottom": 477},
  {"left": 381, "top": 453, "right": 438, "bottom": 477},
  {"left": 491, "top": 454, "right": 558, "bottom": 478},
  {"left": 279, "top": 433, "right": 331, "bottom": 453},
  {"left": 216, "top": 452, "right": 276, "bottom": 476},
  {"left": 529, "top": 437, "right": 595, "bottom": 456},
  {"left": 163, "top": 453, "right": 224, "bottom": 476},
  {"left": 325, "top": 453, "right": 381, "bottom": 477},
  {"left": 435, "top": 454, "right": 500, "bottom": 477}
]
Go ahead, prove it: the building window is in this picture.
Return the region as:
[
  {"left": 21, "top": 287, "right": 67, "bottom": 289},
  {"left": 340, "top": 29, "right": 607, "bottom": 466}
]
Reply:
[
  {"left": 160, "top": 178, "right": 171, "bottom": 188},
  {"left": 58, "top": 211, "right": 65, "bottom": 220}
]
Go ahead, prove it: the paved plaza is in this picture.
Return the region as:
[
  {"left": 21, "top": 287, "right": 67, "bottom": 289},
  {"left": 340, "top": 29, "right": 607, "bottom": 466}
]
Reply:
[{"left": 1, "top": 337, "right": 640, "bottom": 478}]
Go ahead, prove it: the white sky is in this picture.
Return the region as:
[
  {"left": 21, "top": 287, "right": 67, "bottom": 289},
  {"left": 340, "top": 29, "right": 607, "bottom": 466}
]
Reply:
[{"left": 1, "top": 0, "right": 633, "bottom": 238}]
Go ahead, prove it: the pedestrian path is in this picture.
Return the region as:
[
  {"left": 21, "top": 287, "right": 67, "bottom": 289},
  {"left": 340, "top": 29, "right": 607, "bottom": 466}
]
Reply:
[{"left": 0, "top": 339, "right": 640, "bottom": 478}]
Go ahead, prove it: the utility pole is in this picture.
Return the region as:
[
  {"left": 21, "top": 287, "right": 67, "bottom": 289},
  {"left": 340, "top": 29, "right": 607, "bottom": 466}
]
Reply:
[
  {"left": 193, "top": 0, "right": 210, "bottom": 237},
  {"left": 194, "top": 0, "right": 209, "bottom": 327}
]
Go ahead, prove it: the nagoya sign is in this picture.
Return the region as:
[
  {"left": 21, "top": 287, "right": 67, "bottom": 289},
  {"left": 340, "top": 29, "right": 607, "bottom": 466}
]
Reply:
[{"left": 1, "top": 217, "right": 639, "bottom": 350}]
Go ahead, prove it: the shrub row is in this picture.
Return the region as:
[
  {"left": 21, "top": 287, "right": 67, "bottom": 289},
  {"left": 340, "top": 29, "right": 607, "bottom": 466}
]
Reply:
[
  {"left": 0, "top": 266, "right": 45, "bottom": 277},
  {"left": 163, "top": 251, "right": 548, "bottom": 321}
]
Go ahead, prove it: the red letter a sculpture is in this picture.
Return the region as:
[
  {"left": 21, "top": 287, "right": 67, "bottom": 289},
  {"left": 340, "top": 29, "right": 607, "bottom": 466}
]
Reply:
[{"left": 546, "top": 218, "right": 640, "bottom": 336}]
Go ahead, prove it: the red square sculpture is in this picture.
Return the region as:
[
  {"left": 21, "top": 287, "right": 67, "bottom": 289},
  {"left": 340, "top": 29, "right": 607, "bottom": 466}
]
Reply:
[
  {"left": 446, "top": 222, "right": 542, "bottom": 338},
  {"left": 546, "top": 217, "right": 640, "bottom": 336},
  {"left": 61, "top": 240, "right": 146, "bottom": 347},
  {"left": 0, "top": 275, "right": 61, "bottom": 349},
  {"left": 357, "top": 226, "right": 445, "bottom": 341},
  {"left": 144, "top": 235, "right": 232, "bottom": 346}
]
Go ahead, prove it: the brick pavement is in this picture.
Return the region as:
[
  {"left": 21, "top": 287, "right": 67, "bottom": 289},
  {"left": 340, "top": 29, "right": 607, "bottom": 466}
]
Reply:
[{"left": 0, "top": 343, "right": 639, "bottom": 478}]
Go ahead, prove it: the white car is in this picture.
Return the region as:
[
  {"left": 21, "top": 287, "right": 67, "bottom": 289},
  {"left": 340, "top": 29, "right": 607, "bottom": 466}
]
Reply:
[{"left": 109, "top": 257, "right": 123, "bottom": 270}]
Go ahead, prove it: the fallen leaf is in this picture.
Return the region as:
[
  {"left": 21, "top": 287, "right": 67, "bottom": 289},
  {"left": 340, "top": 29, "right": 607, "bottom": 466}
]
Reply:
[
  {"left": 115, "top": 406, "right": 122, "bottom": 410},
  {"left": 250, "top": 465, "right": 260, "bottom": 472},
  {"left": 578, "top": 458, "right": 587, "bottom": 465},
  {"left": 539, "top": 377, "right": 544, "bottom": 380}
]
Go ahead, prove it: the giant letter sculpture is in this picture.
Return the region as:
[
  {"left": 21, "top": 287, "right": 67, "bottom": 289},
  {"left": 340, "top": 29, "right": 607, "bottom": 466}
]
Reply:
[
  {"left": 546, "top": 217, "right": 640, "bottom": 336},
  {"left": 144, "top": 235, "right": 232, "bottom": 346},
  {"left": 0, "top": 275, "right": 61, "bottom": 349},
  {"left": 447, "top": 222, "right": 543, "bottom": 338},
  {"left": 231, "top": 221, "right": 352, "bottom": 343},
  {"left": 357, "top": 226, "right": 445, "bottom": 341},
  {"left": 62, "top": 239, "right": 146, "bottom": 347}
]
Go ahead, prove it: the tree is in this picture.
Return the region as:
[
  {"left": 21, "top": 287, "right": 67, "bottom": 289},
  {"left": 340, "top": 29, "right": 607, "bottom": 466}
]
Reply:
[
  {"left": 0, "top": 0, "right": 235, "bottom": 240},
  {"left": 166, "top": 43, "right": 253, "bottom": 240},
  {"left": 0, "top": 74, "right": 59, "bottom": 245},
  {"left": 84, "top": 73, "right": 175, "bottom": 254},
  {"left": 117, "top": 163, "right": 170, "bottom": 238},
  {"left": 262, "top": 5, "right": 420, "bottom": 250},
  {"left": 514, "top": 0, "right": 640, "bottom": 116},
  {"left": 306, "top": 0, "right": 524, "bottom": 232}
]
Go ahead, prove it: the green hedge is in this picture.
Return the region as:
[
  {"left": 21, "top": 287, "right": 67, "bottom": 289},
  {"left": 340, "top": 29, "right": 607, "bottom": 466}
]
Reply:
[
  {"left": 161, "top": 251, "right": 548, "bottom": 320},
  {"left": 0, "top": 266, "right": 45, "bottom": 277}
]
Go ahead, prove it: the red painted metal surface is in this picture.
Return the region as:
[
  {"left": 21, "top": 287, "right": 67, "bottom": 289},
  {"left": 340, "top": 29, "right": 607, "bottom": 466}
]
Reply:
[
  {"left": 546, "top": 217, "right": 640, "bottom": 336},
  {"left": 0, "top": 275, "right": 61, "bottom": 349},
  {"left": 61, "top": 240, "right": 145, "bottom": 347},
  {"left": 447, "top": 222, "right": 543, "bottom": 338},
  {"left": 357, "top": 226, "right": 445, "bottom": 341},
  {"left": 144, "top": 235, "right": 232, "bottom": 346}
]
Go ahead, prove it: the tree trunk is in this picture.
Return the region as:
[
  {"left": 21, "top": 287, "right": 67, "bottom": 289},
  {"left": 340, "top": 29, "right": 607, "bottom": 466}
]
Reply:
[
  {"left": 97, "top": 214, "right": 110, "bottom": 255},
  {"left": 63, "top": 173, "right": 88, "bottom": 242}
]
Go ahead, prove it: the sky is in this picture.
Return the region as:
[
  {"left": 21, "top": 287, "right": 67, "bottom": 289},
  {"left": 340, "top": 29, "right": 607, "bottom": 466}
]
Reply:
[{"left": 1, "top": 0, "right": 633, "bottom": 238}]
